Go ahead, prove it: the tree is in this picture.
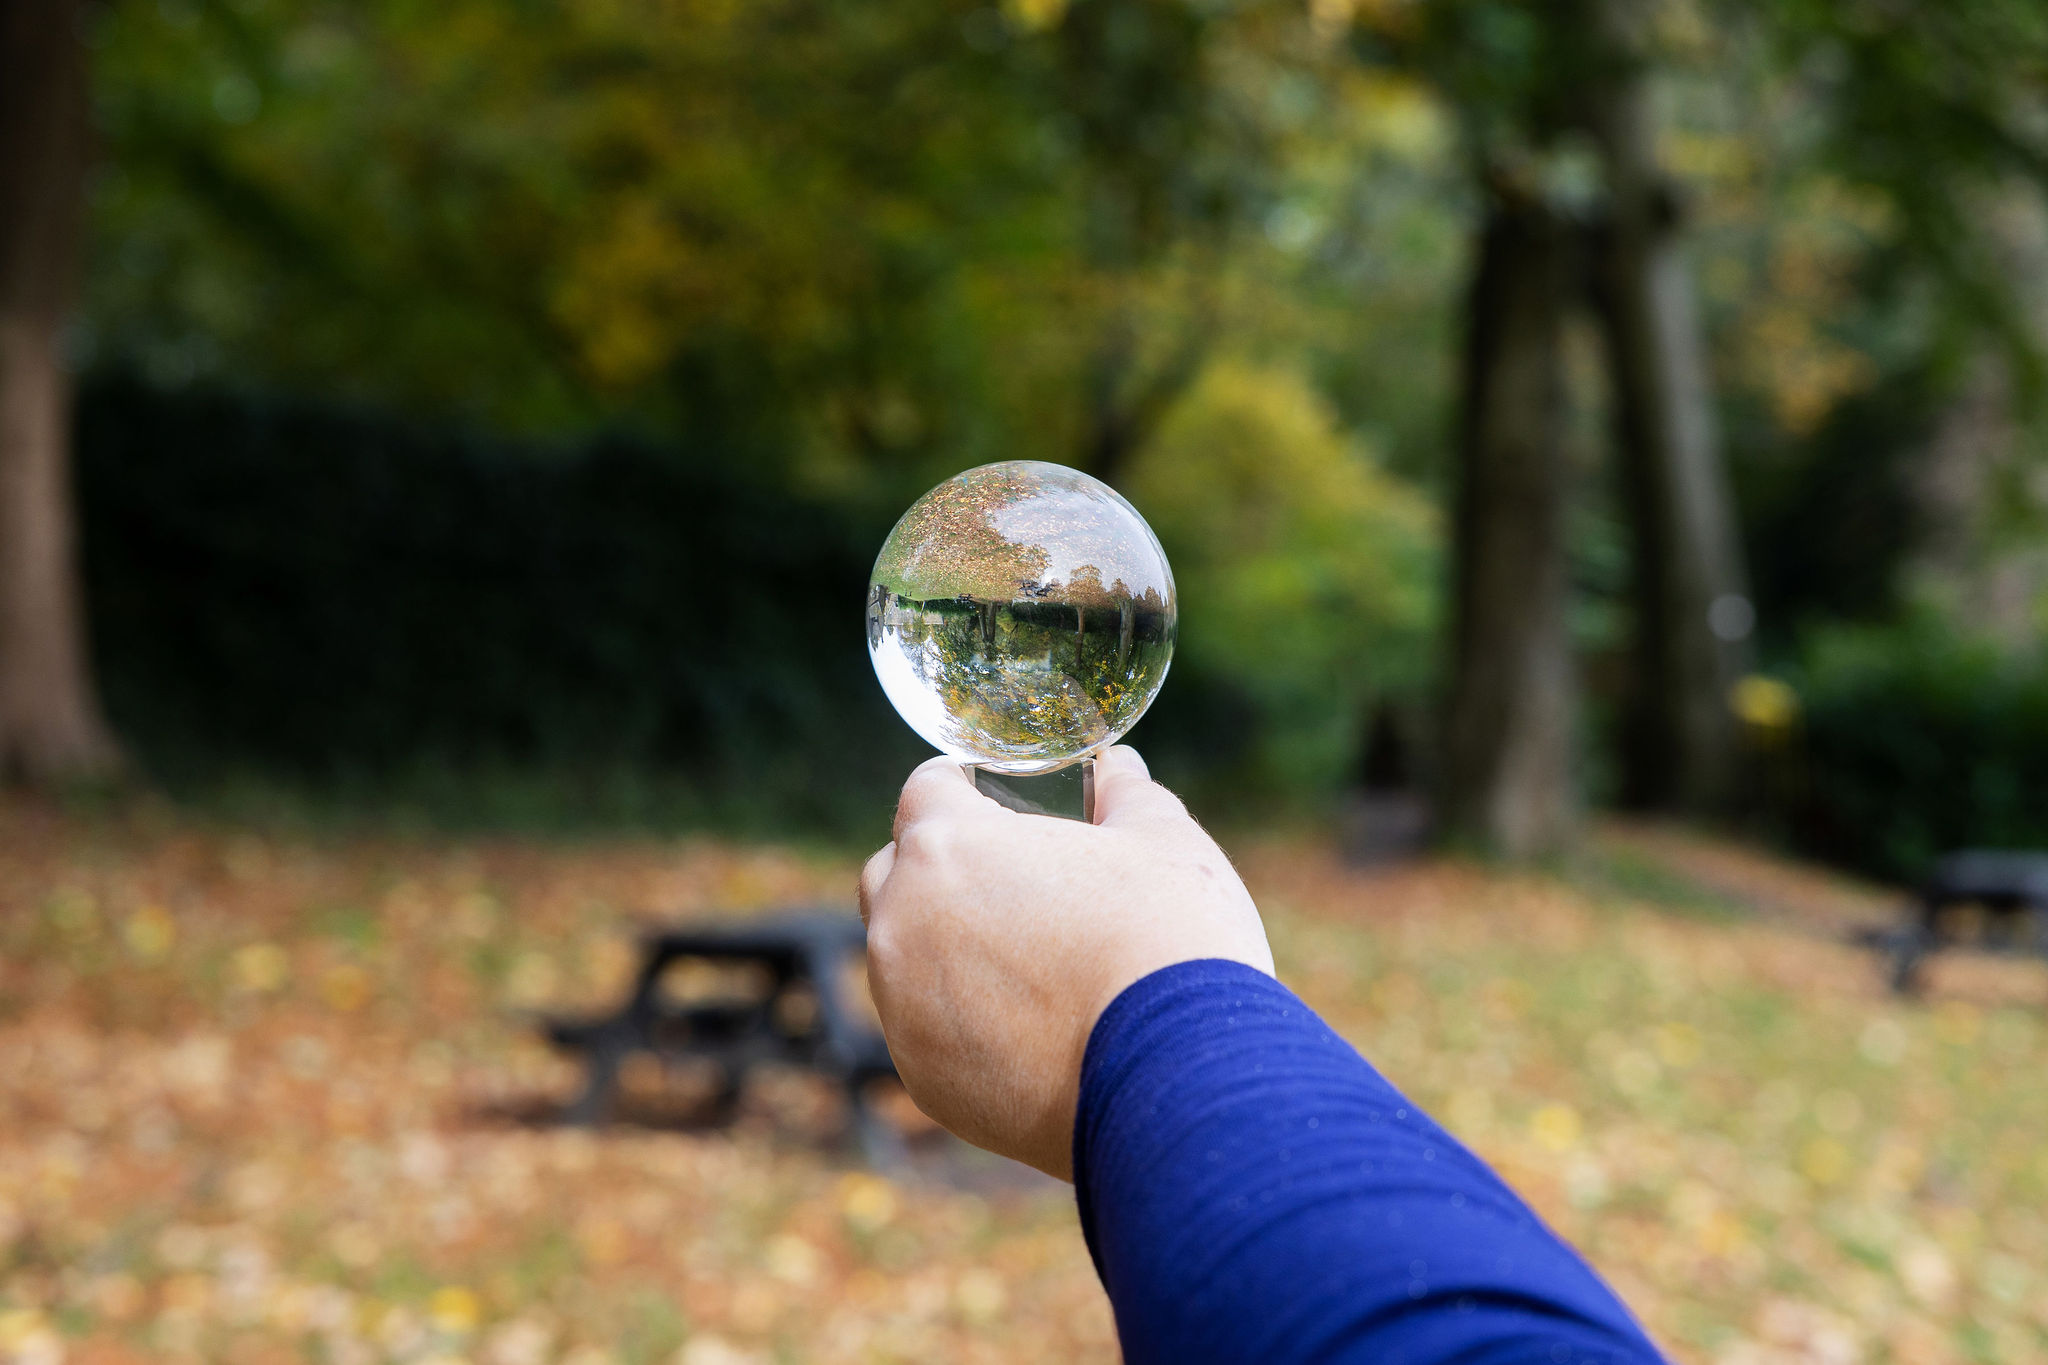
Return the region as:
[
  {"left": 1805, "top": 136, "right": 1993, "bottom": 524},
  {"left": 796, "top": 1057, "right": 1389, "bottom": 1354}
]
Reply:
[
  {"left": 1582, "top": 0, "right": 1750, "bottom": 813},
  {"left": 0, "top": 0, "right": 121, "bottom": 782},
  {"left": 1365, "top": 2, "right": 1600, "bottom": 853},
  {"left": 1364, "top": 0, "right": 1754, "bottom": 846},
  {"left": 1437, "top": 182, "right": 1577, "bottom": 856}
]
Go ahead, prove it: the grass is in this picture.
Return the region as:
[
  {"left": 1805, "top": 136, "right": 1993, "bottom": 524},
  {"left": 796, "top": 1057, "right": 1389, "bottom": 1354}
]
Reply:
[{"left": 2, "top": 798, "right": 2045, "bottom": 1364}]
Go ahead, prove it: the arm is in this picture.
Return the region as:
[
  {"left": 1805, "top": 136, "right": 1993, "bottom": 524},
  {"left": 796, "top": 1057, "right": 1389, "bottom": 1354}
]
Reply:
[
  {"left": 860, "top": 748, "right": 1665, "bottom": 1365},
  {"left": 1077, "top": 959, "right": 1662, "bottom": 1364}
]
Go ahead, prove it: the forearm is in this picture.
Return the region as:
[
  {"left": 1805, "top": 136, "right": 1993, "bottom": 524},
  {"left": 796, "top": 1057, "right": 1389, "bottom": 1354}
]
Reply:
[{"left": 1074, "top": 960, "right": 1666, "bottom": 1365}]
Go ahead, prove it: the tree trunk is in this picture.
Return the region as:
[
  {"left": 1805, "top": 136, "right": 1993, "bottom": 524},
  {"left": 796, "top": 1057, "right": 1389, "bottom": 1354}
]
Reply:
[
  {"left": 1585, "top": 2, "right": 1749, "bottom": 814},
  {"left": 0, "top": 0, "right": 120, "bottom": 783},
  {"left": 1438, "top": 190, "right": 1577, "bottom": 858},
  {"left": 1083, "top": 311, "right": 1143, "bottom": 485}
]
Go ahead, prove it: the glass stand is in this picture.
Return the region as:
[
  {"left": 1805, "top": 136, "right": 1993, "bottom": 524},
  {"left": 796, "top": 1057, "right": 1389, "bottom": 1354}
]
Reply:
[{"left": 969, "top": 758, "right": 1096, "bottom": 822}]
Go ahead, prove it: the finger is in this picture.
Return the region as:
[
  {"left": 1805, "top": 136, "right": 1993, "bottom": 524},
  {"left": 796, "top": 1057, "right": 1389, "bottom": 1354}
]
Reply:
[
  {"left": 892, "top": 755, "right": 1001, "bottom": 842},
  {"left": 1092, "top": 745, "right": 1191, "bottom": 829},
  {"left": 858, "top": 841, "right": 896, "bottom": 926}
]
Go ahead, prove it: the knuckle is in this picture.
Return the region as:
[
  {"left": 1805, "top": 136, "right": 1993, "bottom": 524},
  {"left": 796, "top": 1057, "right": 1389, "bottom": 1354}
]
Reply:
[
  {"left": 863, "top": 913, "right": 900, "bottom": 965},
  {"left": 864, "top": 915, "right": 919, "bottom": 987},
  {"left": 893, "top": 768, "right": 953, "bottom": 834},
  {"left": 895, "top": 821, "right": 953, "bottom": 866},
  {"left": 860, "top": 843, "right": 893, "bottom": 883}
]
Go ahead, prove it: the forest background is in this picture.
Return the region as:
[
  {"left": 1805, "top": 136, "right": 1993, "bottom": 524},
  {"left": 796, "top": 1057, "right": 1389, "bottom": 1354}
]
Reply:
[{"left": 7, "top": 0, "right": 2048, "bottom": 880}]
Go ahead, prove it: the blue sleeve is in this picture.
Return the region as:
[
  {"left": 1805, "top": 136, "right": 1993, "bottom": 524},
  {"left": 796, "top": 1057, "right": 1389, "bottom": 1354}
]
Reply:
[{"left": 1072, "top": 959, "right": 1667, "bottom": 1365}]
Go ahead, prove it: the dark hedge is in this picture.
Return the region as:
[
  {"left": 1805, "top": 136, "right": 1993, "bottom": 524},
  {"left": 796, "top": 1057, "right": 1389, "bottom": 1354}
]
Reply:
[
  {"left": 1788, "top": 622, "right": 2048, "bottom": 882},
  {"left": 73, "top": 374, "right": 1248, "bottom": 832},
  {"left": 74, "top": 373, "right": 929, "bottom": 827}
]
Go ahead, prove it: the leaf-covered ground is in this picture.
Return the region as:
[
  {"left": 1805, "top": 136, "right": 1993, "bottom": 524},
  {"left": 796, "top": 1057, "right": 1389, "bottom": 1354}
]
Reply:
[{"left": 2, "top": 801, "right": 2045, "bottom": 1365}]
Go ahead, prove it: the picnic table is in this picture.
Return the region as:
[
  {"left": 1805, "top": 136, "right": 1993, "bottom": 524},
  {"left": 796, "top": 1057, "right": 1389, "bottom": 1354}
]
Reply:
[
  {"left": 541, "top": 909, "right": 902, "bottom": 1160},
  {"left": 1875, "top": 851, "right": 2048, "bottom": 994}
]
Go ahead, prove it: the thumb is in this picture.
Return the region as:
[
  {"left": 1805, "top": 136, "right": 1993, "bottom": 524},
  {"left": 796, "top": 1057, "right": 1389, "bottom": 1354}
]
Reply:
[
  {"left": 894, "top": 755, "right": 1003, "bottom": 842},
  {"left": 1091, "top": 746, "right": 1192, "bottom": 830}
]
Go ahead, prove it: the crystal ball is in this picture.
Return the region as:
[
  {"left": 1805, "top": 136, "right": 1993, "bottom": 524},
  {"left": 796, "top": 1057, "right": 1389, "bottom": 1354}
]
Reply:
[{"left": 867, "top": 460, "right": 1177, "bottom": 774}]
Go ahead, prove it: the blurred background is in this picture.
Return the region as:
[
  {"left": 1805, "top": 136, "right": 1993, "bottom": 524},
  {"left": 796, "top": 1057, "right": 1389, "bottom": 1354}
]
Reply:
[{"left": 4, "top": 1, "right": 2048, "bottom": 1363}]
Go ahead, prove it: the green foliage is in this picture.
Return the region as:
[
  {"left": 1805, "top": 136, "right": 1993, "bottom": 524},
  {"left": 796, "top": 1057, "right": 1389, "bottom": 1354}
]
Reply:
[
  {"left": 1756, "top": 0, "right": 2048, "bottom": 392},
  {"left": 85, "top": 0, "right": 1476, "bottom": 483},
  {"left": 89, "top": 0, "right": 1066, "bottom": 450},
  {"left": 1128, "top": 360, "right": 1440, "bottom": 795},
  {"left": 1788, "top": 616, "right": 2048, "bottom": 879},
  {"left": 82, "top": 0, "right": 1298, "bottom": 482}
]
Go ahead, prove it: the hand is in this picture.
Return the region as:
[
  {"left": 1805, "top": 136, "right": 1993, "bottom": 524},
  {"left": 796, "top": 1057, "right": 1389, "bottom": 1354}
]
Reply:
[{"left": 859, "top": 746, "right": 1274, "bottom": 1179}]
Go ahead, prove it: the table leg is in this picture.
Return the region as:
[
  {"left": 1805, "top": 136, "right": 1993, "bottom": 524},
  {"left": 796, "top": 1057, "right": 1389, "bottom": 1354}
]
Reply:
[{"left": 1888, "top": 896, "right": 1942, "bottom": 996}]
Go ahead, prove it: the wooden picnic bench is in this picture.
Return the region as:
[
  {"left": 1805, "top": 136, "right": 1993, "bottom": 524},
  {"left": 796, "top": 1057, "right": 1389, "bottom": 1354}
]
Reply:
[{"left": 541, "top": 908, "right": 902, "bottom": 1160}]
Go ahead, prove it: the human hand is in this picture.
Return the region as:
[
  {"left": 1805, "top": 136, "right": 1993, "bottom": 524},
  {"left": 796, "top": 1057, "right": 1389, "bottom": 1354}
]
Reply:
[{"left": 858, "top": 746, "right": 1274, "bottom": 1179}]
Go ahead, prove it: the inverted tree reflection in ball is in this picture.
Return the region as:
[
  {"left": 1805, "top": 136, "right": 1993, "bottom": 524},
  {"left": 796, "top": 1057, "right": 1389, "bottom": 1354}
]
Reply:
[{"left": 866, "top": 461, "right": 1176, "bottom": 774}]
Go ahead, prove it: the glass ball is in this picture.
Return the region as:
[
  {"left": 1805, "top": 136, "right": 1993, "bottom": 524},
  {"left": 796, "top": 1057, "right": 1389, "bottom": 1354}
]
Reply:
[{"left": 867, "top": 460, "right": 1177, "bottom": 774}]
